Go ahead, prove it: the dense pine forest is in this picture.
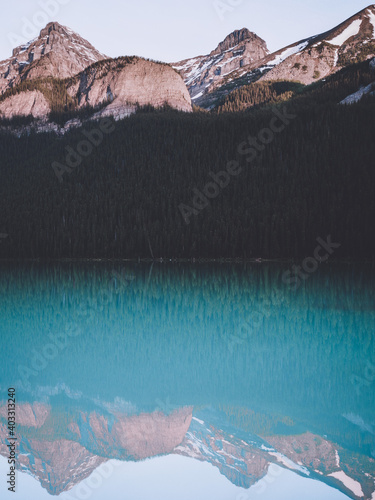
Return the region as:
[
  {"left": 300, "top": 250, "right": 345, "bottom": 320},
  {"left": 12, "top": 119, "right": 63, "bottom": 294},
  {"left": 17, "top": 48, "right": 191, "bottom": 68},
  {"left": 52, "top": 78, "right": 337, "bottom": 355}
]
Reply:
[{"left": 0, "top": 60, "right": 374, "bottom": 260}]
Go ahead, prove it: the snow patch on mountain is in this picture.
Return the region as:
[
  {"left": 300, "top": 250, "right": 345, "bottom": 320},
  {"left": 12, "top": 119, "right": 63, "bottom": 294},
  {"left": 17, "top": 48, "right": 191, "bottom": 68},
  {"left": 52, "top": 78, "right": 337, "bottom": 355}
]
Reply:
[
  {"left": 327, "top": 19, "right": 362, "bottom": 46},
  {"left": 328, "top": 470, "right": 364, "bottom": 497},
  {"left": 335, "top": 450, "right": 340, "bottom": 467},
  {"left": 268, "top": 452, "right": 310, "bottom": 476},
  {"left": 191, "top": 91, "right": 204, "bottom": 100},
  {"left": 192, "top": 417, "right": 205, "bottom": 425},
  {"left": 267, "top": 40, "right": 310, "bottom": 66},
  {"left": 333, "top": 48, "right": 339, "bottom": 66},
  {"left": 261, "top": 444, "right": 274, "bottom": 451}
]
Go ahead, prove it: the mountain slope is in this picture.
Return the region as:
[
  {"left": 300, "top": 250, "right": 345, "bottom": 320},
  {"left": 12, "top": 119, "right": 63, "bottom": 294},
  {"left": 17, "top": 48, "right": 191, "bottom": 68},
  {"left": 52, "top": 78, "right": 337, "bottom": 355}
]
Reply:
[
  {"left": 215, "top": 57, "right": 375, "bottom": 113},
  {"left": 257, "top": 5, "right": 375, "bottom": 84}
]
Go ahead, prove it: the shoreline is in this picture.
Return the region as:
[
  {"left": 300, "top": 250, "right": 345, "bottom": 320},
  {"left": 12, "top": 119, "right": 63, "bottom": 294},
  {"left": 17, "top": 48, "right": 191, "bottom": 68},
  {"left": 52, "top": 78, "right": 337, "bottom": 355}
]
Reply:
[{"left": 0, "top": 258, "right": 373, "bottom": 264}]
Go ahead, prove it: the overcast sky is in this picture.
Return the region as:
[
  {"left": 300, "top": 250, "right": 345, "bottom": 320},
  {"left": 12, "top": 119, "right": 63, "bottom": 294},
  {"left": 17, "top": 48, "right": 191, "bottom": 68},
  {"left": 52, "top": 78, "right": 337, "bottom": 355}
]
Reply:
[{"left": 0, "top": 0, "right": 373, "bottom": 62}]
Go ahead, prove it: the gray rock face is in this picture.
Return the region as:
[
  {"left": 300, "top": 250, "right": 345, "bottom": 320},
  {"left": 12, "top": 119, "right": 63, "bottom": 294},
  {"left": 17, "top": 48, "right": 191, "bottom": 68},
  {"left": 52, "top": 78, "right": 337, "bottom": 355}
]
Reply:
[
  {"left": 67, "top": 57, "right": 192, "bottom": 115},
  {"left": 0, "top": 90, "right": 50, "bottom": 118}
]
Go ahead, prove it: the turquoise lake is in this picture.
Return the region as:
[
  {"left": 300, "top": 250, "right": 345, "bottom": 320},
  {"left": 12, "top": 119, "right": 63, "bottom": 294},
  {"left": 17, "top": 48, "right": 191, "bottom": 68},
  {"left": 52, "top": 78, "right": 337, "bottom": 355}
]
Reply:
[{"left": 0, "top": 262, "right": 374, "bottom": 499}]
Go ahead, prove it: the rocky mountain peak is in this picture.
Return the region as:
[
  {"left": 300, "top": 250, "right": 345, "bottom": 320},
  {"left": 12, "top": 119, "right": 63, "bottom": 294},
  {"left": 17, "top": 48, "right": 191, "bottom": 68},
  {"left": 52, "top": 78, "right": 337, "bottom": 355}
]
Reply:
[
  {"left": 1, "top": 21, "right": 107, "bottom": 94},
  {"left": 35, "top": 21, "right": 105, "bottom": 62},
  {"left": 39, "top": 20, "right": 69, "bottom": 37},
  {"left": 173, "top": 28, "right": 269, "bottom": 102},
  {"left": 212, "top": 28, "right": 268, "bottom": 55}
]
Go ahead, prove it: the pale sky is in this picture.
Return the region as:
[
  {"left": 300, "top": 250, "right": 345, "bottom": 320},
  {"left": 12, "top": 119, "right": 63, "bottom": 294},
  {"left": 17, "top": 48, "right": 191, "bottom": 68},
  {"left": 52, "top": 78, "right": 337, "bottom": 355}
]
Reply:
[
  {"left": 0, "top": 456, "right": 352, "bottom": 500},
  {"left": 0, "top": 0, "right": 373, "bottom": 63}
]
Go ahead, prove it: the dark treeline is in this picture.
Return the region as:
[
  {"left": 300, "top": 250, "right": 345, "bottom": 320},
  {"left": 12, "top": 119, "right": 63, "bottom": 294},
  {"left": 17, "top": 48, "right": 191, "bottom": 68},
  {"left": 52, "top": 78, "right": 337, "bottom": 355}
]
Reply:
[
  {"left": 0, "top": 66, "right": 374, "bottom": 259},
  {"left": 217, "top": 81, "right": 303, "bottom": 113}
]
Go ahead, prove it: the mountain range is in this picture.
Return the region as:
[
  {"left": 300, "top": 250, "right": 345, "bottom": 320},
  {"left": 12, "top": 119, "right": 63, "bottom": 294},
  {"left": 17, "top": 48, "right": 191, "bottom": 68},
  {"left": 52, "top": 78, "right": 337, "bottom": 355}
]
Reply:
[
  {"left": 0, "top": 22, "right": 191, "bottom": 126},
  {"left": 173, "top": 5, "right": 375, "bottom": 107},
  {"left": 0, "top": 5, "right": 375, "bottom": 128}
]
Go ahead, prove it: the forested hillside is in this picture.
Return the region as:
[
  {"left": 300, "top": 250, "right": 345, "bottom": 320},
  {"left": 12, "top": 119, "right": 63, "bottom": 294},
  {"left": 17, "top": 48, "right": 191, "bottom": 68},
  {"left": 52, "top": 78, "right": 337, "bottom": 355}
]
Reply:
[
  {"left": 0, "top": 62, "right": 374, "bottom": 260},
  {"left": 216, "top": 59, "right": 375, "bottom": 112}
]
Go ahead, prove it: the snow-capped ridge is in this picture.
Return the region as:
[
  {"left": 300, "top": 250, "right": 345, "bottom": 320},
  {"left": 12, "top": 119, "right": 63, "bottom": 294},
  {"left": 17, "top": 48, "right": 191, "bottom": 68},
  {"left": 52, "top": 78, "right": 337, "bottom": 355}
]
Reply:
[{"left": 175, "top": 4, "right": 375, "bottom": 107}]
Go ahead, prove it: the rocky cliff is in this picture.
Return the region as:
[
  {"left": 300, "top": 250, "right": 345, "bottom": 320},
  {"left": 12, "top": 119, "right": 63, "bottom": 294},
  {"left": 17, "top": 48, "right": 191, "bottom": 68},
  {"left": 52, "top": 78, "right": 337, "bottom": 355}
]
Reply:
[
  {"left": 67, "top": 57, "right": 192, "bottom": 118},
  {"left": 0, "top": 90, "right": 50, "bottom": 119}
]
